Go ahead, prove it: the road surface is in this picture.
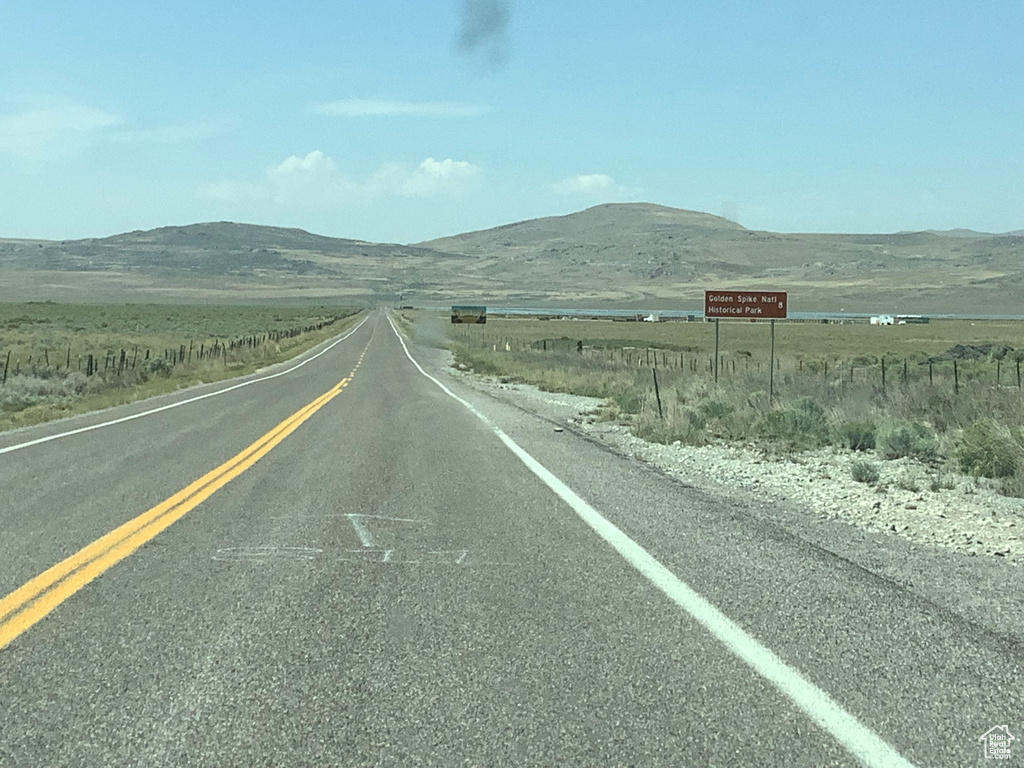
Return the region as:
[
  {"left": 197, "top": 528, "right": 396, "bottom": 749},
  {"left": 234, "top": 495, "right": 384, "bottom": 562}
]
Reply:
[{"left": 0, "top": 310, "right": 1020, "bottom": 766}]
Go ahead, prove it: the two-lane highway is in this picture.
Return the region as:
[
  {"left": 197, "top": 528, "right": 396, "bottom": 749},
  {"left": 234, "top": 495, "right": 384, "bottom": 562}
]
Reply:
[{"left": 0, "top": 310, "right": 1020, "bottom": 766}]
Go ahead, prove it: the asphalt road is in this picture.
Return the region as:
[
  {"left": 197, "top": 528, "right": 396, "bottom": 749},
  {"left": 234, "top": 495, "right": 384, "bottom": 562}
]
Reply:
[{"left": 0, "top": 310, "right": 1020, "bottom": 767}]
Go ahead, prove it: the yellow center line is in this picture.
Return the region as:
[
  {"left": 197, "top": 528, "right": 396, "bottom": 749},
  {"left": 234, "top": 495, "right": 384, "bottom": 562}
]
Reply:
[{"left": 0, "top": 347, "right": 367, "bottom": 651}]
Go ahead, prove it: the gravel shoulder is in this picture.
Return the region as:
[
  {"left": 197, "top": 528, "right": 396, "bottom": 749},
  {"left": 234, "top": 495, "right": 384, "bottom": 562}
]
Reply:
[{"left": 450, "top": 366, "right": 1024, "bottom": 644}]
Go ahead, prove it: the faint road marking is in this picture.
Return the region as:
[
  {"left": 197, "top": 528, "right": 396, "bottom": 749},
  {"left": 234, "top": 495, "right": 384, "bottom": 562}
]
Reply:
[
  {"left": 213, "top": 547, "right": 323, "bottom": 562},
  {"left": 209, "top": 549, "right": 487, "bottom": 566},
  {"left": 386, "top": 311, "right": 917, "bottom": 768},
  {"left": 344, "top": 513, "right": 423, "bottom": 548}
]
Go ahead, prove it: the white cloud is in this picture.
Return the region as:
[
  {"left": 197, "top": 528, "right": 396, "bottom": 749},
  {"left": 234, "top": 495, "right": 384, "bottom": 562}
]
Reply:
[
  {"left": 269, "top": 149, "right": 337, "bottom": 180},
  {"left": 550, "top": 172, "right": 644, "bottom": 200},
  {"left": 312, "top": 99, "right": 490, "bottom": 118},
  {"left": 267, "top": 150, "right": 356, "bottom": 204},
  {"left": 400, "top": 157, "right": 480, "bottom": 196},
  {"left": 0, "top": 103, "right": 224, "bottom": 160},
  {"left": 0, "top": 105, "right": 122, "bottom": 158},
  {"left": 552, "top": 173, "right": 617, "bottom": 195},
  {"left": 108, "top": 121, "right": 227, "bottom": 145},
  {"left": 201, "top": 151, "right": 481, "bottom": 206}
]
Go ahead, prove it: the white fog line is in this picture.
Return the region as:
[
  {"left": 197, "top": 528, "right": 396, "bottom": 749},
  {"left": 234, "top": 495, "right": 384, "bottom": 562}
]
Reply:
[
  {"left": 0, "top": 314, "right": 369, "bottom": 456},
  {"left": 385, "top": 312, "right": 916, "bottom": 768}
]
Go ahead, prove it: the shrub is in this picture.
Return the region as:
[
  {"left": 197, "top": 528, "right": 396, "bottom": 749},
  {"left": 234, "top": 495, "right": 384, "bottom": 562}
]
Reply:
[
  {"left": 698, "top": 400, "right": 734, "bottom": 421},
  {"left": 756, "top": 397, "right": 830, "bottom": 450},
  {"left": 999, "top": 475, "right": 1024, "bottom": 499},
  {"left": 851, "top": 461, "right": 880, "bottom": 484},
  {"left": 954, "top": 419, "right": 1022, "bottom": 479},
  {"left": 145, "top": 358, "right": 174, "bottom": 377},
  {"left": 685, "top": 409, "right": 707, "bottom": 430},
  {"left": 878, "top": 421, "right": 938, "bottom": 461},
  {"left": 894, "top": 475, "right": 921, "bottom": 492},
  {"left": 834, "top": 420, "right": 876, "bottom": 451}
]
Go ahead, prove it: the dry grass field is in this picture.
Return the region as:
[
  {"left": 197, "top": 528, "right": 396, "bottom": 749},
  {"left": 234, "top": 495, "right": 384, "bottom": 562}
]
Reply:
[
  {"left": 0, "top": 303, "right": 360, "bottom": 433},
  {"left": 425, "top": 311, "right": 1024, "bottom": 496},
  {"left": 452, "top": 316, "right": 1024, "bottom": 365}
]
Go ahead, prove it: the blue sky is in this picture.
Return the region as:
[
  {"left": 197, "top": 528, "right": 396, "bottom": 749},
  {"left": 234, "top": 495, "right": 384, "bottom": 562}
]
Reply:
[{"left": 1, "top": 0, "right": 1021, "bottom": 242}]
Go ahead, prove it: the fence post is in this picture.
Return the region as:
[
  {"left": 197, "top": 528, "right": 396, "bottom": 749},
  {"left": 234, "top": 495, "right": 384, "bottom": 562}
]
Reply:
[
  {"left": 881, "top": 357, "right": 886, "bottom": 395},
  {"left": 652, "top": 368, "right": 663, "bottom": 419},
  {"left": 997, "top": 359, "right": 1001, "bottom": 387},
  {"left": 1018, "top": 359, "right": 1021, "bottom": 389},
  {"left": 2, "top": 350, "right": 9, "bottom": 384},
  {"left": 929, "top": 361, "right": 933, "bottom": 385},
  {"left": 954, "top": 359, "right": 959, "bottom": 395}
]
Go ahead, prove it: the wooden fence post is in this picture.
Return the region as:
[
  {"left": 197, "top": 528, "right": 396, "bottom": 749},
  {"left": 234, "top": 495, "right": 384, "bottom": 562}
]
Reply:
[{"left": 652, "top": 368, "right": 663, "bottom": 419}]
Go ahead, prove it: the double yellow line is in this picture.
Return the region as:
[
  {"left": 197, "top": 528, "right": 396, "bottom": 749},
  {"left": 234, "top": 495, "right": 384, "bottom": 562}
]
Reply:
[{"left": 0, "top": 347, "right": 367, "bottom": 651}]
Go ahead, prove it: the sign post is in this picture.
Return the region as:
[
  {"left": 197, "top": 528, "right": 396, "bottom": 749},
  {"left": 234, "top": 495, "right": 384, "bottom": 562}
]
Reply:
[
  {"left": 713, "top": 319, "right": 720, "bottom": 383},
  {"left": 704, "top": 291, "right": 788, "bottom": 401}
]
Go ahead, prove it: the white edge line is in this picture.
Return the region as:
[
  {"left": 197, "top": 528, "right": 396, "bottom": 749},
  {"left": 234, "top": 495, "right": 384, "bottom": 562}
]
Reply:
[
  {"left": 0, "top": 314, "right": 370, "bottom": 456},
  {"left": 384, "top": 311, "right": 916, "bottom": 768}
]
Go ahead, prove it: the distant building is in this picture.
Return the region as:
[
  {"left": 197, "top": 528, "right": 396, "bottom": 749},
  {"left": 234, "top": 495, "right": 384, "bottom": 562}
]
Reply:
[{"left": 870, "top": 315, "right": 895, "bottom": 325}]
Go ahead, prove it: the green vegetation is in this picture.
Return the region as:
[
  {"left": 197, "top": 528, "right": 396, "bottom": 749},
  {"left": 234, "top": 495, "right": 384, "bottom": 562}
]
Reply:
[
  {"left": 834, "top": 420, "right": 877, "bottom": 451},
  {"left": 0, "top": 302, "right": 360, "bottom": 433},
  {"left": 851, "top": 461, "right": 880, "bottom": 484},
  {"left": 440, "top": 312, "right": 1024, "bottom": 497},
  {"left": 954, "top": 419, "right": 1024, "bottom": 479},
  {"left": 878, "top": 422, "right": 939, "bottom": 462}
]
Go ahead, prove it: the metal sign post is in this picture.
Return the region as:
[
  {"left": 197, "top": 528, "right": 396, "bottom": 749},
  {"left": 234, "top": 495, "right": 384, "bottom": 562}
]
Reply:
[{"left": 714, "top": 319, "right": 720, "bottom": 383}]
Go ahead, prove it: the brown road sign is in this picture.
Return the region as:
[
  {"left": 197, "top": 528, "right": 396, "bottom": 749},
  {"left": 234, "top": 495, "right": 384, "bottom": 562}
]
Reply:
[{"left": 704, "top": 291, "right": 788, "bottom": 319}]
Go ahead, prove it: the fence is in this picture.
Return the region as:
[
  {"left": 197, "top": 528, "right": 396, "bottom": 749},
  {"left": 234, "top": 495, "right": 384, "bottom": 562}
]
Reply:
[
  {"left": 450, "top": 327, "right": 1024, "bottom": 397},
  {"left": 0, "top": 319, "right": 340, "bottom": 385}
]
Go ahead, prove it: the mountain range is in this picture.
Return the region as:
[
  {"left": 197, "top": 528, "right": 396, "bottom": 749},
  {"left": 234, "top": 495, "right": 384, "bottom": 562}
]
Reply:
[{"left": 0, "top": 203, "right": 1020, "bottom": 314}]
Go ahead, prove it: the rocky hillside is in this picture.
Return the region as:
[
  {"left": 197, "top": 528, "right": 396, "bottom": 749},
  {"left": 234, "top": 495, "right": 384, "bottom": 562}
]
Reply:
[{"left": 1, "top": 205, "right": 1021, "bottom": 312}]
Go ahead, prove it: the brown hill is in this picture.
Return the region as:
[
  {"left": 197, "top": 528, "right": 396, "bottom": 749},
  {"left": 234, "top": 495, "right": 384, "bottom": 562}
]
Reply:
[
  {"left": 0, "top": 205, "right": 1021, "bottom": 313},
  {"left": 418, "top": 203, "right": 1024, "bottom": 313}
]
